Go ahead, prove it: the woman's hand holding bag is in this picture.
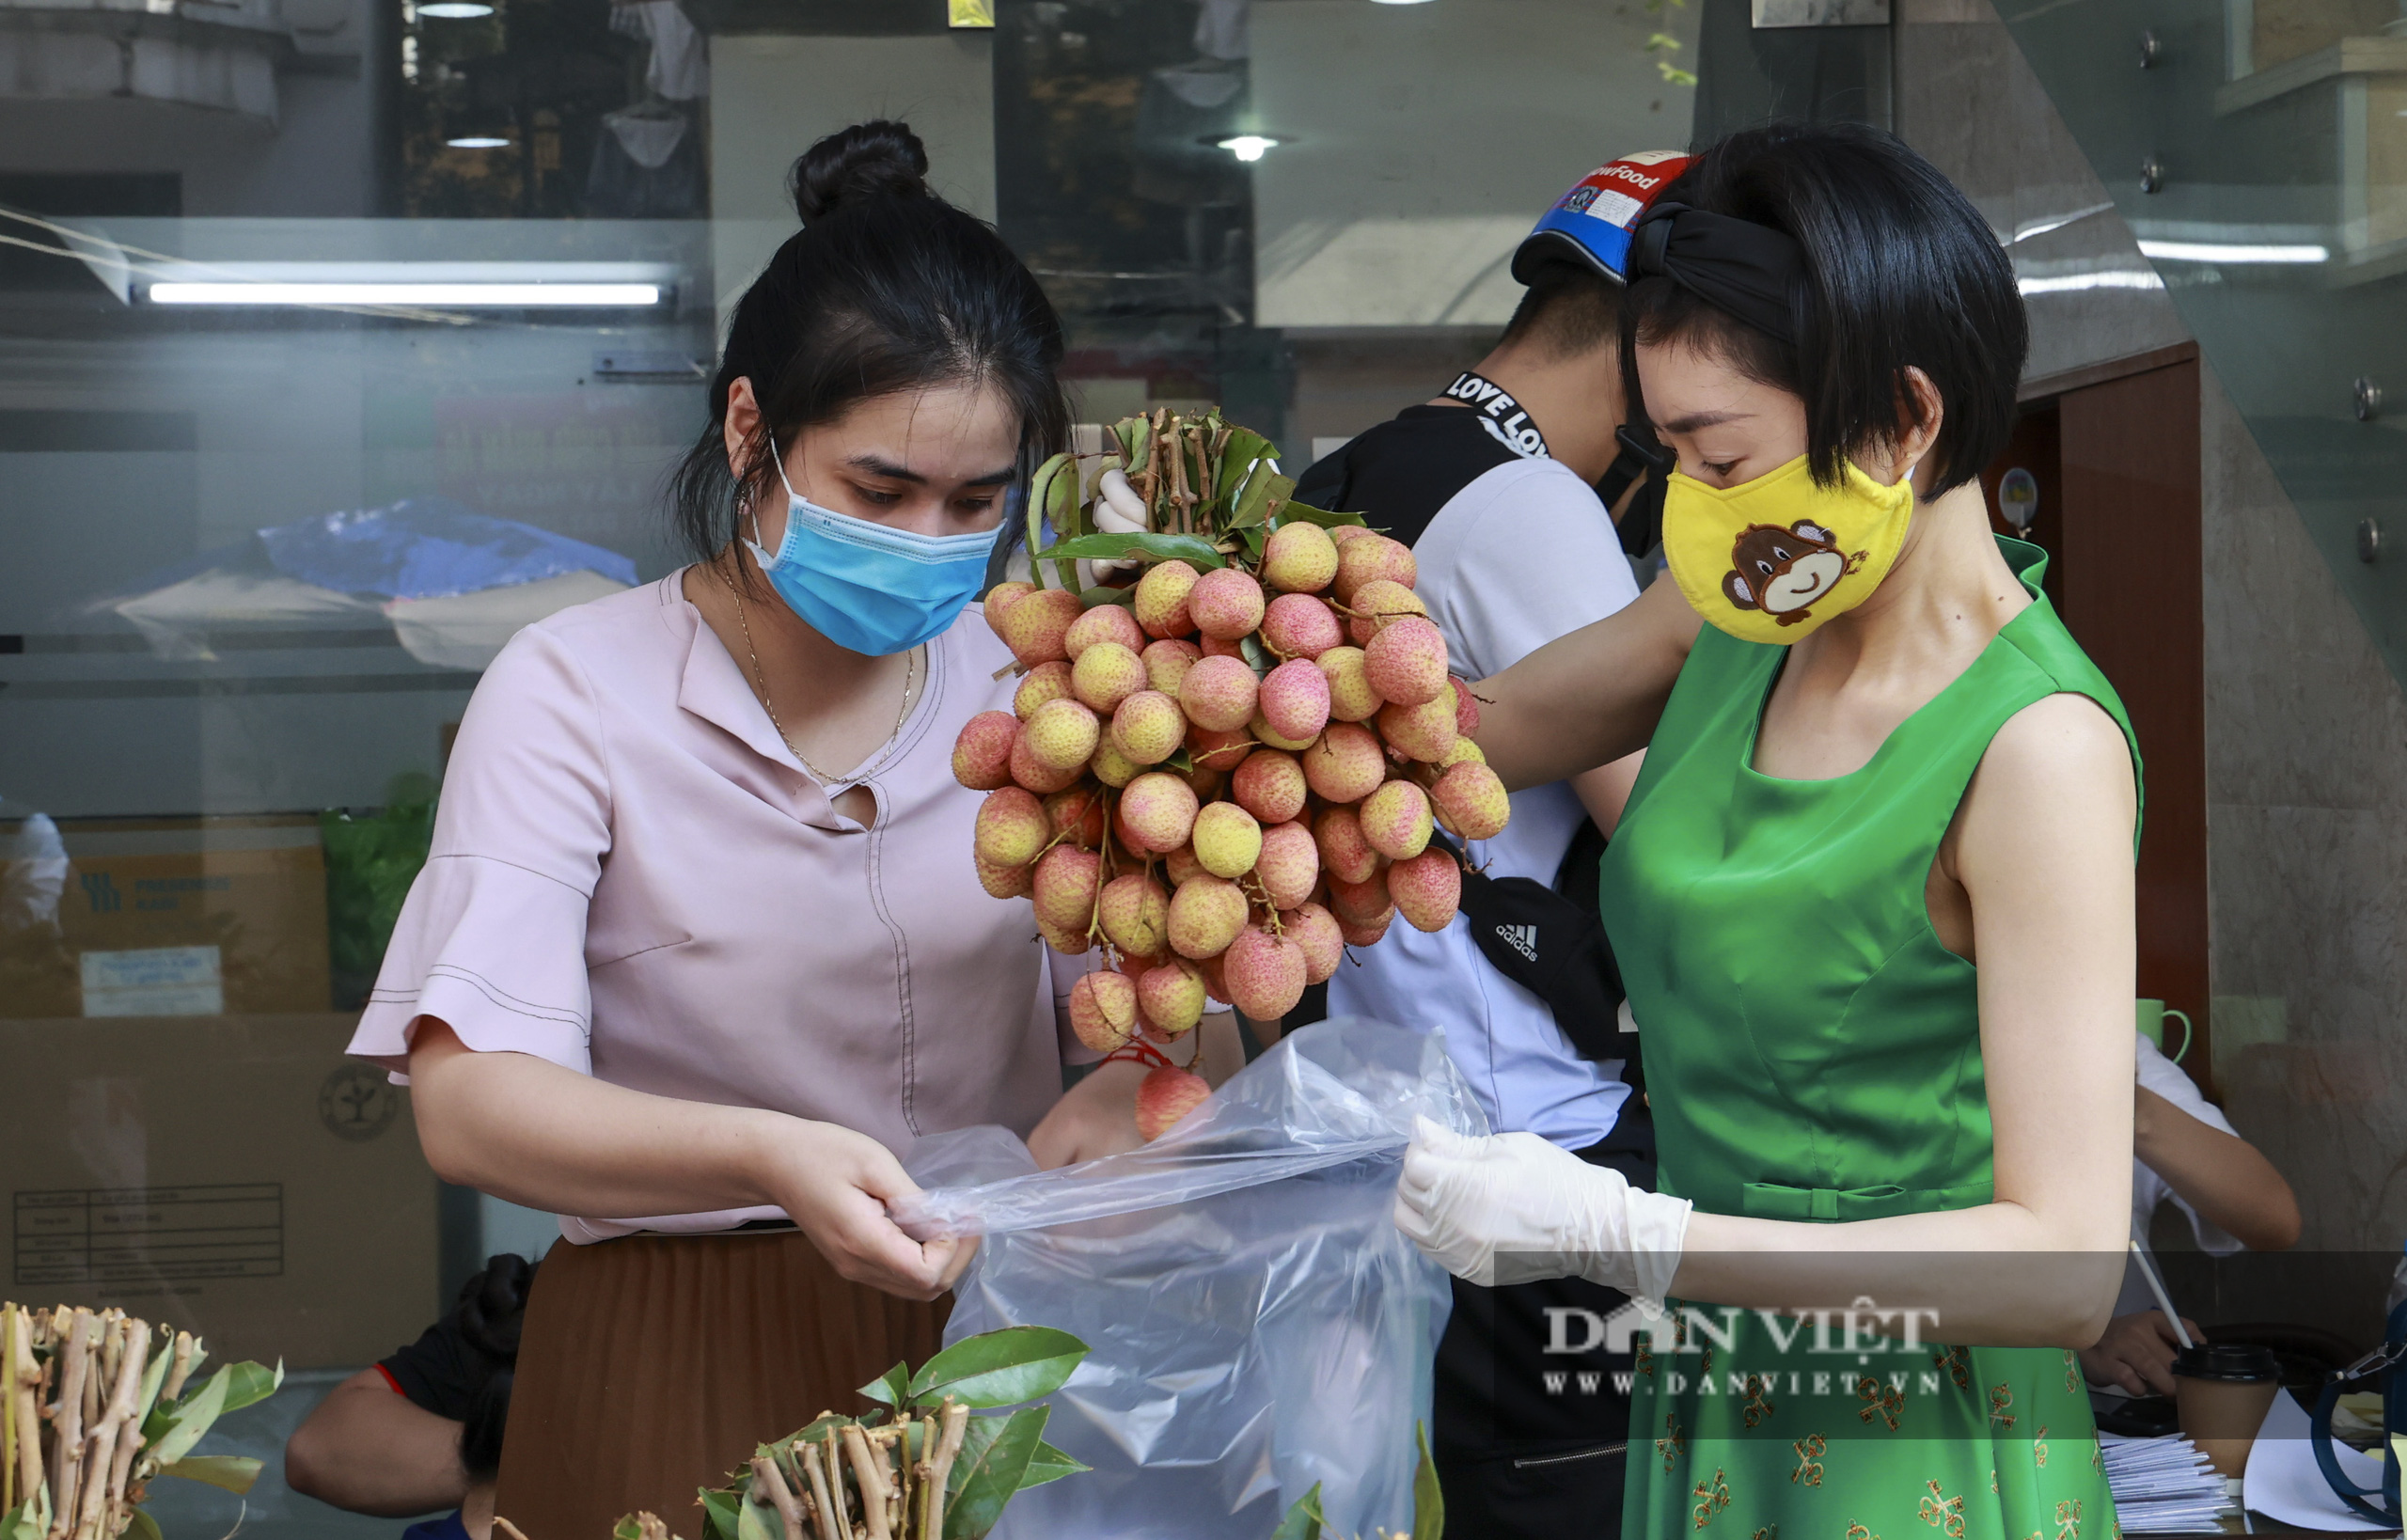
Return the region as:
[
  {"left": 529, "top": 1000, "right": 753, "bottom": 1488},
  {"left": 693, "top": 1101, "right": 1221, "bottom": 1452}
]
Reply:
[{"left": 765, "top": 1120, "right": 976, "bottom": 1300}]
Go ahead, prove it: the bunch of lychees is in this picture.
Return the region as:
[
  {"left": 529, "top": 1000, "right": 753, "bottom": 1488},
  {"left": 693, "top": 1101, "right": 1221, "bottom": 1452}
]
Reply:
[{"left": 954, "top": 409, "right": 1510, "bottom": 1138}]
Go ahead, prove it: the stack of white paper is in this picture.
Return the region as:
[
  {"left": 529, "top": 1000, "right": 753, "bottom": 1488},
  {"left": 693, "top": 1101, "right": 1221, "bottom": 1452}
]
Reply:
[{"left": 2102, "top": 1432, "right": 2239, "bottom": 1532}]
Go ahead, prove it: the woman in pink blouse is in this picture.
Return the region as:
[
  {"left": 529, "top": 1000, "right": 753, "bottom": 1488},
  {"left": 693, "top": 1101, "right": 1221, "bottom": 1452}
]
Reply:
[{"left": 346, "top": 121, "right": 1189, "bottom": 1536}]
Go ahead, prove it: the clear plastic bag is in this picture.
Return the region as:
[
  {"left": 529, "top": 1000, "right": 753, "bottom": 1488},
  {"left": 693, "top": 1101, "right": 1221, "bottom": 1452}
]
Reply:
[{"left": 895, "top": 1017, "right": 1487, "bottom": 1539}]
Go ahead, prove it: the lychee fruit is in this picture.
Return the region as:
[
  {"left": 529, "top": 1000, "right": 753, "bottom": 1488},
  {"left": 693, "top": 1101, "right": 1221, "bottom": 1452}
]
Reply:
[
  {"left": 1259, "top": 658, "right": 1332, "bottom": 746},
  {"left": 1252, "top": 820, "right": 1320, "bottom": 911},
  {"left": 1338, "top": 915, "right": 1392, "bottom": 949},
  {"left": 1328, "top": 869, "right": 1393, "bottom": 928},
  {"left": 1452, "top": 679, "right": 1482, "bottom": 739},
  {"left": 1284, "top": 902, "right": 1345, "bottom": 984},
  {"left": 1377, "top": 695, "right": 1458, "bottom": 763},
  {"left": 1314, "top": 805, "right": 1381, "bottom": 885},
  {"left": 1223, "top": 925, "right": 1308, "bottom": 1020},
  {"left": 1137, "top": 959, "right": 1207, "bottom": 1036},
  {"left": 1199, "top": 951, "right": 1232, "bottom": 1004},
  {"left": 997, "top": 586, "right": 1083, "bottom": 666},
  {"left": 1090, "top": 738, "right": 1143, "bottom": 787},
  {"left": 1009, "top": 732, "right": 1083, "bottom": 794},
  {"left": 974, "top": 786, "right": 1048, "bottom": 869},
  {"left": 983, "top": 580, "right": 1036, "bottom": 619},
  {"left": 1188, "top": 567, "right": 1266, "bottom": 641},
  {"left": 1199, "top": 634, "right": 1248, "bottom": 659},
  {"left": 1328, "top": 524, "right": 1373, "bottom": 546},
  {"left": 1038, "top": 918, "right": 1093, "bottom": 955},
  {"left": 1331, "top": 533, "right": 1416, "bottom": 605},
  {"left": 1135, "top": 560, "right": 1202, "bottom": 639},
  {"left": 1364, "top": 616, "right": 1449, "bottom": 707},
  {"left": 1439, "top": 737, "right": 1487, "bottom": 770},
  {"left": 1099, "top": 872, "right": 1172, "bottom": 958},
  {"left": 1191, "top": 801, "right": 1264, "bottom": 880},
  {"left": 1432, "top": 761, "right": 1511, "bottom": 841},
  {"left": 1230, "top": 749, "right": 1307, "bottom": 825},
  {"left": 1033, "top": 844, "right": 1102, "bottom": 934},
  {"left": 1168, "top": 873, "right": 1250, "bottom": 959},
  {"left": 1014, "top": 660, "right": 1075, "bottom": 720},
  {"left": 1389, "top": 848, "right": 1463, "bottom": 933},
  {"left": 1141, "top": 636, "right": 1203, "bottom": 698},
  {"left": 1318, "top": 646, "right": 1384, "bottom": 722},
  {"left": 1301, "top": 723, "right": 1387, "bottom": 804},
  {"left": 1045, "top": 783, "right": 1108, "bottom": 848},
  {"left": 1111, "top": 689, "right": 1188, "bottom": 765},
  {"left": 1179, "top": 653, "right": 1260, "bottom": 733},
  {"left": 1360, "top": 779, "right": 1434, "bottom": 860},
  {"left": 1262, "top": 522, "right": 1340, "bottom": 594},
  {"left": 1120, "top": 771, "right": 1201, "bottom": 854},
  {"left": 1345, "top": 579, "right": 1427, "bottom": 647},
  {"left": 1072, "top": 641, "right": 1147, "bottom": 714},
  {"left": 975, "top": 852, "right": 1034, "bottom": 900},
  {"left": 1068, "top": 969, "right": 1140, "bottom": 1052},
  {"left": 1165, "top": 843, "right": 1205, "bottom": 887},
  {"left": 1189, "top": 723, "right": 1255, "bottom": 773},
  {"left": 1135, "top": 1064, "right": 1211, "bottom": 1139},
  {"left": 1261, "top": 593, "right": 1344, "bottom": 660},
  {"left": 1024, "top": 697, "right": 1102, "bottom": 772},
  {"left": 1065, "top": 603, "right": 1145, "bottom": 662},
  {"left": 952, "top": 710, "right": 1019, "bottom": 791}
]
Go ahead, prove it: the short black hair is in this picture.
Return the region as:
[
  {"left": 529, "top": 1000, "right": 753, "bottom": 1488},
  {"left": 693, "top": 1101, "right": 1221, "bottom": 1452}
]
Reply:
[
  {"left": 1619, "top": 121, "right": 2025, "bottom": 496},
  {"left": 1500, "top": 262, "right": 1620, "bottom": 361},
  {"left": 668, "top": 120, "right": 1070, "bottom": 566}
]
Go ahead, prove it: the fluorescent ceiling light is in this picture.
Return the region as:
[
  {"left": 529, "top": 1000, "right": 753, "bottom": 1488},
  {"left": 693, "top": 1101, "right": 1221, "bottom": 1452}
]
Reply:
[
  {"left": 445, "top": 135, "right": 511, "bottom": 149},
  {"left": 2137, "top": 239, "right": 2326, "bottom": 263},
  {"left": 2017, "top": 271, "right": 2164, "bottom": 294},
  {"left": 1370, "top": 0, "right": 1438, "bottom": 5},
  {"left": 419, "top": 2, "right": 495, "bottom": 14},
  {"left": 152, "top": 282, "right": 661, "bottom": 306},
  {"left": 1217, "top": 134, "right": 1281, "bottom": 162}
]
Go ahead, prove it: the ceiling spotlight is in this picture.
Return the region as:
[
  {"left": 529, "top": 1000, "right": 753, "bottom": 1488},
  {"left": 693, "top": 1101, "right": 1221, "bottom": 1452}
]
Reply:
[
  {"left": 445, "top": 135, "right": 511, "bottom": 149},
  {"left": 1215, "top": 134, "right": 1282, "bottom": 163},
  {"left": 419, "top": 3, "right": 496, "bottom": 15}
]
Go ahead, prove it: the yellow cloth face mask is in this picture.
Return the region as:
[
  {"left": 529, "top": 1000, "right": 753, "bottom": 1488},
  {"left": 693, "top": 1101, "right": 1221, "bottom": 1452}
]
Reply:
[{"left": 1660, "top": 453, "right": 1916, "bottom": 644}]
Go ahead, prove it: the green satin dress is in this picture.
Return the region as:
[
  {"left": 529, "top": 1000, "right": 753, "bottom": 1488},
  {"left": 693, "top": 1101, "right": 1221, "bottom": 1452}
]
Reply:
[{"left": 1597, "top": 539, "right": 2136, "bottom": 1540}]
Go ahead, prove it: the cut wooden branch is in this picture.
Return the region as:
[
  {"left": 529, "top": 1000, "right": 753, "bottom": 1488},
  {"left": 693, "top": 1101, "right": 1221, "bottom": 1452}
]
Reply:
[
  {"left": 793, "top": 1439, "right": 839, "bottom": 1540},
  {"left": 8, "top": 1304, "right": 41, "bottom": 1515},
  {"left": 491, "top": 1517, "right": 532, "bottom": 1540},
  {"left": 920, "top": 1400, "right": 968, "bottom": 1540},
  {"left": 747, "top": 1456, "right": 805, "bottom": 1540},
  {"left": 818, "top": 1428, "right": 850, "bottom": 1540},
  {"left": 76, "top": 1317, "right": 147, "bottom": 1540},
  {"left": 839, "top": 1425, "right": 890, "bottom": 1540},
  {"left": 48, "top": 1309, "right": 94, "bottom": 1540},
  {"left": 158, "top": 1336, "right": 195, "bottom": 1406}
]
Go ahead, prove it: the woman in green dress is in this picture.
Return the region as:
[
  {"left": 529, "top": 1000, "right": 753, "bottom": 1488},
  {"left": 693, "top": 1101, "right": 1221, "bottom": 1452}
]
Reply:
[{"left": 1393, "top": 124, "right": 2136, "bottom": 1537}]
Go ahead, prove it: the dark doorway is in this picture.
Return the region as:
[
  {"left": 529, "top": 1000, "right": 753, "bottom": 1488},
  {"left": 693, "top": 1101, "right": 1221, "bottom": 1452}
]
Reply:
[{"left": 1983, "top": 344, "right": 2212, "bottom": 1094}]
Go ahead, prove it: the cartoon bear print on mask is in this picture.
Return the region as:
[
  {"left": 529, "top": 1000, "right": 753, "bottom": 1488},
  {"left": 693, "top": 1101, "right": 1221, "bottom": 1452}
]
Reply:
[{"left": 1723, "top": 521, "right": 1870, "bottom": 625}]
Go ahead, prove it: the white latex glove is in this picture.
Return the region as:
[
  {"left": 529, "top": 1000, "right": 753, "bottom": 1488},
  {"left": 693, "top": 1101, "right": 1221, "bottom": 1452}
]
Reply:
[{"left": 1392, "top": 1116, "right": 1692, "bottom": 1310}]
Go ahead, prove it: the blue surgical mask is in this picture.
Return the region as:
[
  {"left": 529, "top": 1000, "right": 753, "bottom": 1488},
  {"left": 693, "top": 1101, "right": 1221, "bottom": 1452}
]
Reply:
[{"left": 744, "top": 448, "right": 1002, "bottom": 656}]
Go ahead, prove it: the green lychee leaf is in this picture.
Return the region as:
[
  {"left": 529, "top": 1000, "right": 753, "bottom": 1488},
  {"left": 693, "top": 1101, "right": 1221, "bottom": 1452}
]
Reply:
[
  {"left": 1019, "top": 1438, "right": 1089, "bottom": 1489},
  {"left": 1411, "top": 1421, "right": 1445, "bottom": 1540},
  {"left": 857, "top": 1360, "right": 910, "bottom": 1407},
  {"left": 1228, "top": 468, "right": 1294, "bottom": 531},
  {"left": 1079, "top": 585, "right": 1137, "bottom": 609},
  {"left": 1271, "top": 1485, "right": 1325, "bottom": 1540},
  {"left": 1238, "top": 635, "right": 1273, "bottom": 674},
  {"left": 1114, "top": 416, "right": 1150, "bottom": 473},
  {"left": 120, "top": 1510, "right": 159, "bottom": 1540},
  {"left": 906, "top": 1325, "right": 1087, "bottom": 1408},
  {"left": 216, "top": 1359, "right": 282, "bottom": 1416},
  {"left": 157, "top": 1455, "right": 263, "bottom": 1495},
  {"left": 943, "top": 1406, "right": 1049, "bottom": 1538},
  {"left": 1039, "top": 533, "right": 1226, "bottom": 570},
  {"left": 148, "top": 1364, "right": 231, "bottom": 1467},
  {"left": 735, "top": 1485, "right": 779, "bottom": 1540},
  {"left": 1268, "top": 500, "right": 1369, "bottom": 530},
  {"left": 697, "top": 1485, "right": 742, "bottom": 1540},
  {"left": 614, "top": 1516, "right": 648, "bottom": 1540}
]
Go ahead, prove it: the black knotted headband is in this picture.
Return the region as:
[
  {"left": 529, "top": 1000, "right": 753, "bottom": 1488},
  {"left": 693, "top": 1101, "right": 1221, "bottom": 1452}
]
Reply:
[{"left": 1627, "top": 202, "right": 1806, "bottom": 345}]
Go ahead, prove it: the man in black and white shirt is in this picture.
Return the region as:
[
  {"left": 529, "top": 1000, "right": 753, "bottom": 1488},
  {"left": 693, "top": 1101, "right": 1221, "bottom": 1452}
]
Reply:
[{"left": 1291, "top": 151, "right": 1690, "bottom": 1538}]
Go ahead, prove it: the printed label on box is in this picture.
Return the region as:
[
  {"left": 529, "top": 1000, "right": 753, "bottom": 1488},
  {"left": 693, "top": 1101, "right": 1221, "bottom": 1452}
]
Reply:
[
  {"left": 14, "top": 1184, "right": 284, "bottom": 1286},
  {"left": 78, "top": 945, "right": 224, "bottom": 1017}
]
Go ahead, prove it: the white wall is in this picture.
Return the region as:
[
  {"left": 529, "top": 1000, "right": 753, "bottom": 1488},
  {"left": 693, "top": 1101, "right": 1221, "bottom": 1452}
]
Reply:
[
  {"left": 709, "top": 31, "right": 997, "bottom": 322},
  {"left": 1249, "top": 0, "right": 1703, "bottom": 328}
]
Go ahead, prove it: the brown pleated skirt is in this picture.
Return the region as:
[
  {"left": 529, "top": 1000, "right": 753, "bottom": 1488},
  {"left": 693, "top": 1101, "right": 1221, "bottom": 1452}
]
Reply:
[{"left": 494, "top": 1228, "right": 949, "bottom": 1540}]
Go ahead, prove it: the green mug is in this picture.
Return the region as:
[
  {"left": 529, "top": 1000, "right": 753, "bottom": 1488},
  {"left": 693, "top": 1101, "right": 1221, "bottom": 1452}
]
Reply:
[{"left": 2138, "top": 998, "right": 2193, "bottom": 1062}]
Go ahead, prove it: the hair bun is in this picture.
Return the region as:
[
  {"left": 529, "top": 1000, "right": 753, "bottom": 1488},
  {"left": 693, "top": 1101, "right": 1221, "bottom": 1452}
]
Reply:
[{"left": 790, "top": 120, "right": 931, "bottom": 222}]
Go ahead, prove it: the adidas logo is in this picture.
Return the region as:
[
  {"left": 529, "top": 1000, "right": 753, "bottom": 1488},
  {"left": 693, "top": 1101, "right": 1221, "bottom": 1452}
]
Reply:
[{"left": 1495, "top": 923, "right": 1538, "bottom": 963}]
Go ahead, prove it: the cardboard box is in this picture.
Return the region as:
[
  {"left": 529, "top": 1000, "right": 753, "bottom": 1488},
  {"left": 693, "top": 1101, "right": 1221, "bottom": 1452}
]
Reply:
[
  {"left": 2, "top": 1012, "right": 439, "bottom": 1370},
  {"left": 1, "top": 816, "right": 333, "bottom": 1018}
]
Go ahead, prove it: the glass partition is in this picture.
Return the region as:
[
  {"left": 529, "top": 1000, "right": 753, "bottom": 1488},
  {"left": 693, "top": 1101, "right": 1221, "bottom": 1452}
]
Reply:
[{"left": 2002, "top": 0, "right": 2407, "bottom": 684}]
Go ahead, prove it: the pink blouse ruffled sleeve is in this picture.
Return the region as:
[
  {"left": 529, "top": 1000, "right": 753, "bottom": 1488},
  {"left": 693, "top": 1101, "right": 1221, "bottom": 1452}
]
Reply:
[{"left": 351, "top": 625, "right": 613, "bottom": 1077}]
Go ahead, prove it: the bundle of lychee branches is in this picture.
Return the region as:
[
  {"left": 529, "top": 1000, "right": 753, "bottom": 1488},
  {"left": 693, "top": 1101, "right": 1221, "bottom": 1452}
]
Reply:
[
  {"left": 3, "top": 1302, "right": 284, "bottom": 1540},
  {"left": 958, "top": 408, "right": 1509, "bottom": 1136},
  {"left": 609, "top": 1327, "right": 1087, "bottom": 1540}
]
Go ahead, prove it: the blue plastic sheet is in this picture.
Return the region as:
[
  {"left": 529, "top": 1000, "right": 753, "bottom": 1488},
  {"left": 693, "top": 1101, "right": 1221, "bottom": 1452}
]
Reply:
[
  {"left": 896, "top": 1018, "right": 1487, "bottom": 1539},
  {"left": 255, "top": 496, "right": 637, "bottom": 600}
]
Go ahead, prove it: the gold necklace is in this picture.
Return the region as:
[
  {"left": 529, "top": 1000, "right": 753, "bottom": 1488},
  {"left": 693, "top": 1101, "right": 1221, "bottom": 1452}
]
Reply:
[{"left": 714, "top": 557, "right": 916, "bottom": 785}]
